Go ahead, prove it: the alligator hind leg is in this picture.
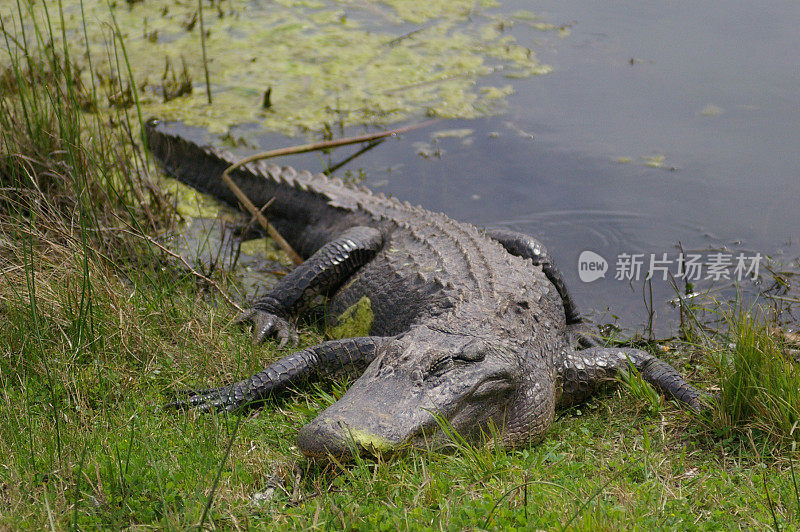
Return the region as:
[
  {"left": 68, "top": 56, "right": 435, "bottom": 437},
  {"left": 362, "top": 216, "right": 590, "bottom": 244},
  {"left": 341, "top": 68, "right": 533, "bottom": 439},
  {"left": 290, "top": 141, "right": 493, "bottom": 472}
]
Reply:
[
  {"left": 167, "top": 336, "right": 387, "bottom": 412},
  {"left": 239, "top": 226, "right": 383, "bottom": 345},
  {"left": 486, "top": 228, "right": 581, "bottom": 324},
  {"left": 485, "top": 228, "right": 598, "bottom": 347},
  {"left": 558, "top": 347, "right": 709, "bottom": 411}
]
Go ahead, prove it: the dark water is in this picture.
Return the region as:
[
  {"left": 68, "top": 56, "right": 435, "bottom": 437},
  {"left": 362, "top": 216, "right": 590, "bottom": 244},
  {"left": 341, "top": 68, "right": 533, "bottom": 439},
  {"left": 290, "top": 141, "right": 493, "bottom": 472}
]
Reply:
[{"left": 183, "top": 1, "right": 800, "bottom": 334}]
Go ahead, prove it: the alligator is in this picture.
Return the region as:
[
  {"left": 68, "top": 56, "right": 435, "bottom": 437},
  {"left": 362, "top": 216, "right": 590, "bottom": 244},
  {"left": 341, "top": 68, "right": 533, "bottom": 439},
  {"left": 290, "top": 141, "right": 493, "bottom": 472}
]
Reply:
[{"left": 145, "top": 118, "right": 708, "bottom": 460}]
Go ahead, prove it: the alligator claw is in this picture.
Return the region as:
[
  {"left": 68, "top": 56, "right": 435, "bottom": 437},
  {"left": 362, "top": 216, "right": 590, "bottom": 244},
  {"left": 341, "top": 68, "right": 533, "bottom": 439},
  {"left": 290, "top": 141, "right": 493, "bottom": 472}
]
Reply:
[{"left": 236, "top": 308, "right": 298, "bottom": 346}]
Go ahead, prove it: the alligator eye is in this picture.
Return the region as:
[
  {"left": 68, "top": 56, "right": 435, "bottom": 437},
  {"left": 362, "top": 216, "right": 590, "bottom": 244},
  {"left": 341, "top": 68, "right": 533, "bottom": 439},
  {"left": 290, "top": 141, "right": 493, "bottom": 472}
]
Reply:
[
  {"left": 145, "top": 117, "right": 160, "bottom": 128},
  {"left": 428, "top": 355, "right": 452, "bottom": 376}
]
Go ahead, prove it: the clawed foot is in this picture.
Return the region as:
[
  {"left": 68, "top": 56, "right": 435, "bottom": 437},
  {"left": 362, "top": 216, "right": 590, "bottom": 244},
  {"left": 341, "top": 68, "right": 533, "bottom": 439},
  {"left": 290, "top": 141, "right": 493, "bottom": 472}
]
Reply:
[{"left": 236, "top": 308, "right": 299, "bottom": 347}]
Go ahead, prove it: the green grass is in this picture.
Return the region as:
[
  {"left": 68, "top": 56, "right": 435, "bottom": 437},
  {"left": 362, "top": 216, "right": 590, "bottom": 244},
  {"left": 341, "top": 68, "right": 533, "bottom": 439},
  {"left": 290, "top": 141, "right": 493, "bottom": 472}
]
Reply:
[
  {"left": 711, "top": 309, "right": 800, "bottom": 443},
  {"left": 1, "top": 2, "right": 800, "bottom": 530},
  {"left": 2, "top": 274, "right": 799, "bottom": 530}
]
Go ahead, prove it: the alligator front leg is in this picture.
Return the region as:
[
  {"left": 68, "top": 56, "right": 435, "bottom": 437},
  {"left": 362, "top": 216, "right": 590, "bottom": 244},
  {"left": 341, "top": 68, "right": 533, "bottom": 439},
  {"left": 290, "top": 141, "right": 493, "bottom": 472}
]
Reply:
[
  {"left": 168, "top": 336, "right": 387, "bottom": 412},
  {"left": 239, "top": 226, "right": 383, "bottom": 345},
  {"left": 557, "top": 347, "right": 710, "bottom": 412}
]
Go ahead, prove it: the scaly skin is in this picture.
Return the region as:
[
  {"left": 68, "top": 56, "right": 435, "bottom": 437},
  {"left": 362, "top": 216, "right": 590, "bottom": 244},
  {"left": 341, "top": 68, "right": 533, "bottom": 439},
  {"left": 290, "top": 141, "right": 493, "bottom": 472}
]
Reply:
[{"left": 146, "top": 119, "right": 709, "bottom": 460}]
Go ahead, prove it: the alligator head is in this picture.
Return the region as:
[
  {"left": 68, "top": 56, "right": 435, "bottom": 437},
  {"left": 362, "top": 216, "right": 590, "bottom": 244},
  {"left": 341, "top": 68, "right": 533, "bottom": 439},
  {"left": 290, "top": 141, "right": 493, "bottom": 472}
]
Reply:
[{"left": 297, "top": 325, "right": 548, "bottom": 459}]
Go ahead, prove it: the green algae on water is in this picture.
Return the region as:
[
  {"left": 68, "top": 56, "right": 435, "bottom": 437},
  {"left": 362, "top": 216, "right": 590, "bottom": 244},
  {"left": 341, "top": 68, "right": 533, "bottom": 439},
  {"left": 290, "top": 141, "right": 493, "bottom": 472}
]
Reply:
[{"left": 0, "top": 0, "right": 556, "bottom": 138}]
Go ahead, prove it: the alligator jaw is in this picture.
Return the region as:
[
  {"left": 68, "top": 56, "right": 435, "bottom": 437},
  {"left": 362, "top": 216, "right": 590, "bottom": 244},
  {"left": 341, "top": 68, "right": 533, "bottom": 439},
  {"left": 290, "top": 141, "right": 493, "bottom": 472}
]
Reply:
[
  {"left": 295, "top": 368, "right": 434, "bottom": 460},
  {"left": 296, "top": 417, "right": 402, "bottom": 460}
]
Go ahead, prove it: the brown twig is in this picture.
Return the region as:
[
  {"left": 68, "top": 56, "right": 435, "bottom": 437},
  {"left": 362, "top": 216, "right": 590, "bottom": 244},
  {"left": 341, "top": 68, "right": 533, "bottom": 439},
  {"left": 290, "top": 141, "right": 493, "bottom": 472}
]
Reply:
[
  {"left": 219, "top": 172, "right": 304, "bottom": 266},
  {"left": 221, "top": 119, "right": 437, "bottom": 266},
  {"left": 224, "top": 119, "right": 437, "bottom": 168},
  {"left": 242, "top": 196, "right": 275, "bottom": 237},
  {"left": 121, "top": 229, "right": 243, "bottom": 312},
  {"left": 323, "top": 138, "right": 385, "bottom": 176}
]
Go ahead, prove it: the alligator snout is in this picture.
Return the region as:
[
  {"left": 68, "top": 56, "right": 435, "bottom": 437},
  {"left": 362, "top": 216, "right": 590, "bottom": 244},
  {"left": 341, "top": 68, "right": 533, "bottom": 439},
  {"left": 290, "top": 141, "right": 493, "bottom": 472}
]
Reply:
[
  {"left": 297, "top": 415, "right": 400, "bottom": 459},
  {"left": 296, "top": 370, "right": 433, "bottom": 460}
]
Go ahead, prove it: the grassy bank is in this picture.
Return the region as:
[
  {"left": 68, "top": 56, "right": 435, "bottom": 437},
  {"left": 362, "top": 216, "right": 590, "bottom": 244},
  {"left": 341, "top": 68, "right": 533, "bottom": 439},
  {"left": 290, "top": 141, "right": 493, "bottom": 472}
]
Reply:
[
  {"left": 2, "top": 249, "right": 799, "bottom": 529},
  {"left": 1, "top": 3, "right": 799, "bottom": 530}
]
